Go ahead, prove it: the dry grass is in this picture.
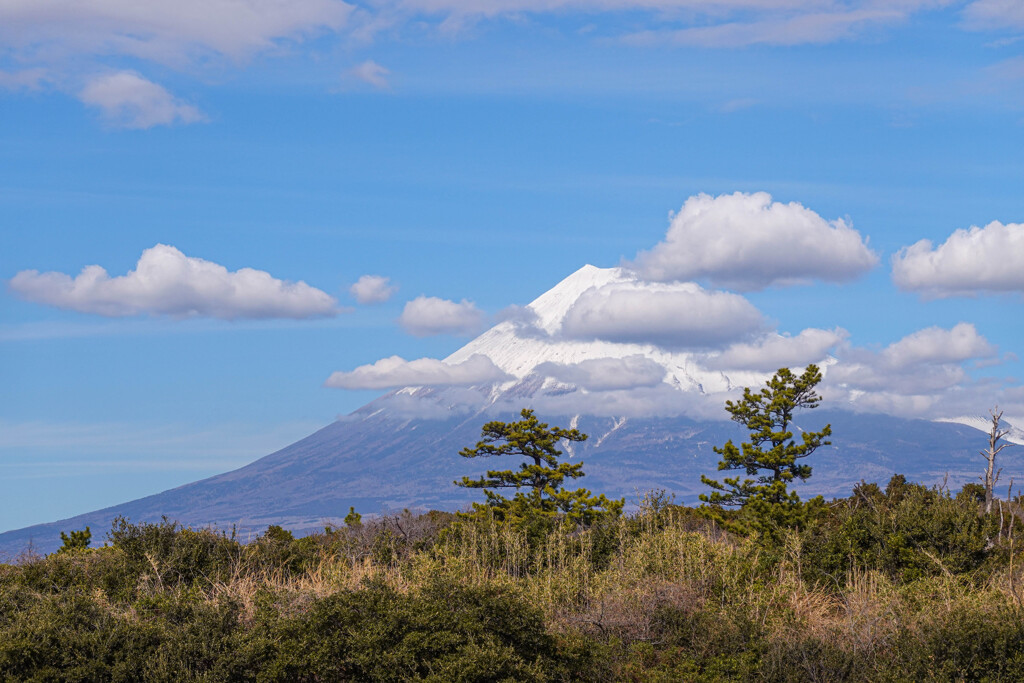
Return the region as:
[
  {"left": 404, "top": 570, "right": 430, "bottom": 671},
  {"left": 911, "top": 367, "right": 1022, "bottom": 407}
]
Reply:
[{"left": 123, "top": 509, "right": 1024, "bottom": 667}]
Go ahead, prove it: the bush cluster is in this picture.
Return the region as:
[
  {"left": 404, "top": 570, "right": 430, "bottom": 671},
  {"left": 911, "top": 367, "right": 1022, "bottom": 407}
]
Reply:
[{"left": 2, "top": 478, "right": 1024, "bottom": 681}]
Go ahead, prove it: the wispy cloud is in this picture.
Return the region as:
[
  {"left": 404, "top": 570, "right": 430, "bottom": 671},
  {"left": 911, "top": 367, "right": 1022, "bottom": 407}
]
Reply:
[
  {"left": 0, "top": 0, "right": 1001, "bottom": 125},
  {"left": 623, "top": 7, "right": 907, "bottom": 48},
  {"left": 382, "top": 0, "right": 951, "bottom": 48},
  {"left": 0, "top": 0, "right": 353, "bottom": 123},
  {"left": 0, "top": 68, "right": 49, "bottom": 91},
  {"left": 718, "top": 97, "right": 759, "bottom": 113},
  {"left": 325, "top": 354, "right": 509, "bottom": 389},
  {"left": 0, "top": 418, "right": 322, "bottom": 471},
  {"left": 986, "top": 56, "right": 1024, "bottom": 81},
  {"left": 78, "top": 71, "right": 204, "bottom": 129},
  {"left": 0, "top": 0, "right": 353, "bottom": 66},
  {"left": 346, "top": 60, "right": 392, "bottom": 90},
  {"left": 963, "top": 0, "right": 1024, "bottom": 31}
]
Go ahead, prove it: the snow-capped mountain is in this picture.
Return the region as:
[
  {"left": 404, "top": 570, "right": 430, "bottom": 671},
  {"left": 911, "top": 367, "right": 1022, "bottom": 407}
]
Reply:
[
  {"left": 446, "top": 264, "right": 737, "bottom": 390},
  {"left": 1, "top": 264, "right": 1019, "bottom": 556},
  {"left": 388, "top": 264, "right": 781, "bottom": 419}
]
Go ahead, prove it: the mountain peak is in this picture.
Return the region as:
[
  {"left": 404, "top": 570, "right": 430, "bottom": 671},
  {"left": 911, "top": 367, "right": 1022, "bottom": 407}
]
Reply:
[
  {"left": 528, "top": 264, "right": 631, "bottom": 334},
  {"left": 444, "top": 264, "right": 642, "bottom": 379},
  {"left": 442, "top": 263, "right": 736, "bottom": 399}
]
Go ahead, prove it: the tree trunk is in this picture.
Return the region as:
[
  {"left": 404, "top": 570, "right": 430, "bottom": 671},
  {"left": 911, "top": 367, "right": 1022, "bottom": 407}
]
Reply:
[{"left": 983, "top": 408, "right": 1009, "bottom": 515}]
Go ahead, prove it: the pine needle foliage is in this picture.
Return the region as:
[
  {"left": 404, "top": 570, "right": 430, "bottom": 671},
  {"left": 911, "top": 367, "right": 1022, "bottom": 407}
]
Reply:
[
  {"left": 456, "top": 409, "right": 623, "bottom": 526},
  {"left": 700, "top": 365, "right": 832, "bottom": 534},
  {"left": 57, "top": 527, "right": 91, "bottom": 553}
]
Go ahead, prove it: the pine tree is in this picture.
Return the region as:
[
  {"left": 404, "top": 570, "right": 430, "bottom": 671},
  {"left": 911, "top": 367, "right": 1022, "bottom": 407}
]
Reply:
[
  {"left": 344, "top": 506, "right": 363, "bottom": 528},
  {"left": 456, "top": 408, "right": 623, "bottom": 525},
  {"left": 58, "top": 526, "right": 91, "bottom": 553},
  {"left": 700, "top": 365, "right": 831, "bottom": 533}
]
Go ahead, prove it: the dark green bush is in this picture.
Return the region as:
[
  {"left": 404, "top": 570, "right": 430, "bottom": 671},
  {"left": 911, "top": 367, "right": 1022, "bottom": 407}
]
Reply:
[
  {"left": 107, "top": 516, "right": 243, "bottom": 592},
  {"left": 0, "top": 571, "right": 573, "bottom": 681},
  {"left": 270, "top": 578, "right": 561, "bottom": 682},
  {"left": 801, "top": 475, "right": 1001, "bottom": 585},
  {"left": 245, "top": 525, "right": 322, "bottom": 576},
  {"left": 0, "top": 587, "right": 162, "bottom": 681},
  {"left": 887, "top": 604, "right": 1024, "bottom": 681}
]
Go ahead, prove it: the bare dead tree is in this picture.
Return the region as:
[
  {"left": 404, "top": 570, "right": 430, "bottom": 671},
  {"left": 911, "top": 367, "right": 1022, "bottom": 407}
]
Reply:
[{"left": 982, "top": 407, "right": 1010, "bottom": 515}]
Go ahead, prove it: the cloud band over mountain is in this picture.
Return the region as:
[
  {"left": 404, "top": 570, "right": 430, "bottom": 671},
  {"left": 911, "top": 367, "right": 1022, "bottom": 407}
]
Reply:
[
  {"left": 561, "top": 279, "right": 765, "bottom": 348},
  {"left": 325, "top": 354, "right": 509, "bottom": 389}
]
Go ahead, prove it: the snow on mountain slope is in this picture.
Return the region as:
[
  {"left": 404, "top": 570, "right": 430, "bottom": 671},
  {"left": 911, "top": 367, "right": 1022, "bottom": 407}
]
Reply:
[
  {"left": 443, "top": 264, "right": 766, "bottom": 399},
  {"left": 935, "top": 416, "right": 1024, "bottom": 446}
]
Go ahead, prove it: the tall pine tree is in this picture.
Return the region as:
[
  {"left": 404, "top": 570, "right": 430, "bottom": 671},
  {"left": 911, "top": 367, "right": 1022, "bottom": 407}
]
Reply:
[
  {"left": 700, "top": 365, "right": 831, "bottom": 533},
  {"left": 456, "top": 409, "right": 622, "bottom": 525}
]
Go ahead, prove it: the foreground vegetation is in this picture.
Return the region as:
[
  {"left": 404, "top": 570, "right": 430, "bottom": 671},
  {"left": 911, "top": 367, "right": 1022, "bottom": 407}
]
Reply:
[
  {"left": 4, "top": 370, "right": 1021, "bottom": 681},
  {"left": 3, "top": 477, "right": 1024, "bottom": 681}
]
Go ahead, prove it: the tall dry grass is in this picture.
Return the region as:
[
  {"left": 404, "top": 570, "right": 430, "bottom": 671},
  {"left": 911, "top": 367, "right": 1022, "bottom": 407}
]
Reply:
[{"left": 192, "top": 507, "right": 1024, "bottom": 661}]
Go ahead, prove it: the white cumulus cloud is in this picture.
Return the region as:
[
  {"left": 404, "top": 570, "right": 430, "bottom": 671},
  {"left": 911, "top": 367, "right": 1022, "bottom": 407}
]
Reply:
[
  {"left": 891, "top": 221, "right": 1024, "bottom": 297},
  {"left": 816, "top": 323, "right": 1023, "bottom": 421},
  {"left": 826, "top": 323, "right": 999, "bottom": 404},
  {"left": 881, "top": 322, "right": 997, "bottom": 367},
  {"left": 79, "top": 72, "right": 204, "bottom": 129},
  {"left": 535, "top": 355, "right": 667, "bottom": 391},
  {"left": 399, "top": 296, "right": 484, "bottom": 336},
  {"left": 561, "top": 279, "right": 764, "bottom": 348},
  {"left": 9, "top": 244, "right": 339, "bottom": 319},
  {"left": 350, "top": 274, "right": 397, "bottom": 304},
  {"left": 324, "top": 354, "right": 509, "bottom": 389},
  {"left": 704, "top": 327, "right": 848, "bottom": 371},
  {"left": 631, "top": 191, "right": 878, "bottom": 291}
]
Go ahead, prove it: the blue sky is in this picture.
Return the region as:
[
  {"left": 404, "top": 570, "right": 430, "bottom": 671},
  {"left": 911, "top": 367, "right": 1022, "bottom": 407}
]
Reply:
[{"left": 2, "top": 0, "right": 1024, "bottom": 532}]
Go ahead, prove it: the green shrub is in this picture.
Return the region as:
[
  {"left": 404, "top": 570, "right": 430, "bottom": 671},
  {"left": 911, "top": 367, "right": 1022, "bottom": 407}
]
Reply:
[
  {"left": 802, "top": 475, "right": 1000, "bottom": 585},
  {"left": 107, "top": 516, "right": 243, "bottom": 593},
  {"left": 888, "top": 604, "right": 1024, "bottom": 681},
  {"left": 253, "top": 578, "right": 563, "bottom": 682}
]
